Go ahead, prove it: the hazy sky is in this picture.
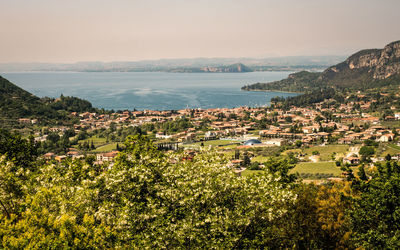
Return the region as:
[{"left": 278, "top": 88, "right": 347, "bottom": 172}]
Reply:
[{"left": 1, "top": 0, "right": 399, "bottom": 63}]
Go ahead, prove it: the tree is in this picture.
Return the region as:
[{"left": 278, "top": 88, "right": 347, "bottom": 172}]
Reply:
[
  {"left": 47, "top": 132, "right": 60, "bottom": 144},
  {"left": 358, "top": 165, "right": 368, "bottom": 181},
  {"left": 315, "top": 115, "right": 324, "bottom": 123},
  {"left": 0, "top": 129, "right": 38, "bottom": 169},
  {"left": 0, "top": 131, "right": 39, "bottom": 219},
  {"left": 359, "top": 146, "right": 375, "bottom": 161},
  {"left": 263, "top": 156, "right": 297, "bottom": 184},
  {"left": 349, "top": 161, "right": 400, "bottom": 248},
  {"left": 243, "top": 152, "right": 251, "bottom": 167}
]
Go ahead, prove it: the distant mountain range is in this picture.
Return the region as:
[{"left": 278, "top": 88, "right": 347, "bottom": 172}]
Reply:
[
  {"left": 0, "top": 55, "right": 345, "bottom": 73},
  {"left": 242, "top": 40, "right": 400, "bottom": 92}
]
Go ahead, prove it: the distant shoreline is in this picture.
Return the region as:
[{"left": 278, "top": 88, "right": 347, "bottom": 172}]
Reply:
[{"left": 241, "top": 88, "right": 303, "bottom": 94}]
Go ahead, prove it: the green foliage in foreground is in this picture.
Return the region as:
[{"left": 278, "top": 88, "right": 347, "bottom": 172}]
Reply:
[
  {"left": 2, "top": 132, "right": 400, "bottom": 248},
  {"left": 350, "top": 161, "right": 400, "bottom": 249},
  {"left": 0, "top": 134, "right": 298, "bottom": 248}
]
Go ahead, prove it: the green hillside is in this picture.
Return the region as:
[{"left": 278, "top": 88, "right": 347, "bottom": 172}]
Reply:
[
  {"left": 243, "top": 40, "right": 400, "bottom": 93},
  {"left": 0, "top": 75, "right": 96, "bottom": 127}
]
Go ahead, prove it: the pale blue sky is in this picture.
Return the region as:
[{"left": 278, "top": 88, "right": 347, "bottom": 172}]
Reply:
[{"left": 1, "top": 0, "right": 399, "bottom": 62}]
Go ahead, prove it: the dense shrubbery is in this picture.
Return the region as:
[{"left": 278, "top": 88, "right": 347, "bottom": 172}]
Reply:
[{"left": 1, "top": 132, "right": 400, "bottom": 248}]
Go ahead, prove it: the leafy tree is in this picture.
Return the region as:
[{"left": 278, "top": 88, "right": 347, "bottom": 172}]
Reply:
[
  {"left": 263, "top": 156, "right": 297, "bottom": 184},
  {"left": 349, "top": 161, "right": 400, "bottom": 248},
  {"left": 46, "top": 132, "right": 60, "bottom": 144},
  {"left": 242, "top": 152, "right": 251, "bottom": 167},
  {"left": 359, "top": 146, "right": 375, "bottom": 161},
  {"left": 0, "top": 129, "right": 38, "bottom": 169}
]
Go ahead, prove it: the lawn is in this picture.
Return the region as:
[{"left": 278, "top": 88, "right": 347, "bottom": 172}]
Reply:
[
  {"left": 303, "top": 145, "right": 349, "bottom": 161},
  {"left": 290, "top": 162, "right": 342, "bottom": 176},
  {"left": 92, "top": 143, "right": 118, "bottom": 153}
]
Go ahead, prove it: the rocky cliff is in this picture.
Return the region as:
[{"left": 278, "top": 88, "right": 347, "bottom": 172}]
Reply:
[
  {"left": 320, "top": 40, "right": 400, "bottom": 83},
  {"left": 243, "top": 40, "right": 400, "bottom": 92}
]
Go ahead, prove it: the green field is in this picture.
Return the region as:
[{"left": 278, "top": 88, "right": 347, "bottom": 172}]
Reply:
[
  {"left": 378, "top": 143, "right": 400, "bottom": 157},
  {"left": 303, "top": 145, "right": 349, "bottom": 161},
  {"left": 184, "top": 139, "right": 240, "bottom": 149},
  {"left": 291, "top": 162, "right": 342, "bottom": 176},
  {"left": 92, "top": 143, "right": 118, "bottom": 152},
  {"left": 78, "top": 136, "right": 108, "bottom": 147}
]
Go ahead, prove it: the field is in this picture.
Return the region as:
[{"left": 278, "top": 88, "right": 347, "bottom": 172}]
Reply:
[
  {"left": 243, "top": 161, "right": 343, "bottom": 179},
  {"left": 78, "top": 136, "right": 107, "bottom": 147},
  {"left": 377, "top": 143, "right": 400, "bottom": 157},
  {"left": 92, "top": 143, "right": 118, "bottom": 152},
  {"left": 290, "top": 162, "right": 342, "bottom": 176},
  {"left": 303, "top": 145, "right": 349, "bottom": 161},
  {"left": 76, "top": 136, "right": 121, "bottom": 152}
]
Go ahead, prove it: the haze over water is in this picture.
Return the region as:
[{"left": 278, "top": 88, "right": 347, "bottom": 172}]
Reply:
[{"left": 2, "top": 71, "right": 297, "bottom": 111}]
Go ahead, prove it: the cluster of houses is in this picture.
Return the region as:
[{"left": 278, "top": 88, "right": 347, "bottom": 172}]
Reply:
[{"left": 28, "top": 94, "right": 400, "bottom": 165}]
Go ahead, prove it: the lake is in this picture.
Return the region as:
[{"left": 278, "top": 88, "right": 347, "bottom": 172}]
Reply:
[{"left": 1, "top": 71, "right": 297, "bottom": 111}]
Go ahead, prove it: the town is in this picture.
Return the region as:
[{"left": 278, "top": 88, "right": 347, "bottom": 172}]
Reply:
[{"left": 18, "top": 87, "right": 400, "bottom": 181}]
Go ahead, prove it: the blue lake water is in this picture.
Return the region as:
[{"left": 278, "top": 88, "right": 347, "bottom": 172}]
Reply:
[{"left": 1, "top": 71, "right": 297, "bottom": 111}]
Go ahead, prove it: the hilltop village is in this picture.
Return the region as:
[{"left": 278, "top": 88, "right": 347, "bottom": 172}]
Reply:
[{"left": 18, "top": 88, "right": 400, "bottom": 180}]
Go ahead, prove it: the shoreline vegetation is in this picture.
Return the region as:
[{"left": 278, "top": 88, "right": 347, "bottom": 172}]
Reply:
[{"left": 241, "top": 87, "right": 303, "bottom": 94}]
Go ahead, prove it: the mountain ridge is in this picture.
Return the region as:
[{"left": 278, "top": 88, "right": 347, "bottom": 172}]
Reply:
[
  {"left": 242, "top": 40, "right": 400, "bottom": 92},
  {"left": 0, "top": 55, "right": 345, "bottom": 72},
  {"left": 0, "top": 75, "right": 95, "bottom": 127}
]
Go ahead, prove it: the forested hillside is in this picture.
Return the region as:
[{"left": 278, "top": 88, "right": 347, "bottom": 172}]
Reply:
[
  {"left": 243, "top": 40, "right": 400, "bottom": 93},
  {"left": 0, "top": 75, "right": 96, "bottom": 126}
]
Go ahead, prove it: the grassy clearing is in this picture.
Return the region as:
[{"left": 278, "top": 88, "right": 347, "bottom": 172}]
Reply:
[
  {"left": 389, "top": 143, "right": 400, "bottom": 150},
  {"left": 291, "top": 162, "right": 342, "bottom": 176},
  {"left": 78, "top": 136, "right": 108, "bottom": 147},
  {"left": 303, "top": 145, "right": 349, "bottom": 161},
  {"left": 378, "top": 143, "right": 400, "bottom": 157},
  {"left": 92, "top": 143, "right": 118, "bottom": 152}
]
